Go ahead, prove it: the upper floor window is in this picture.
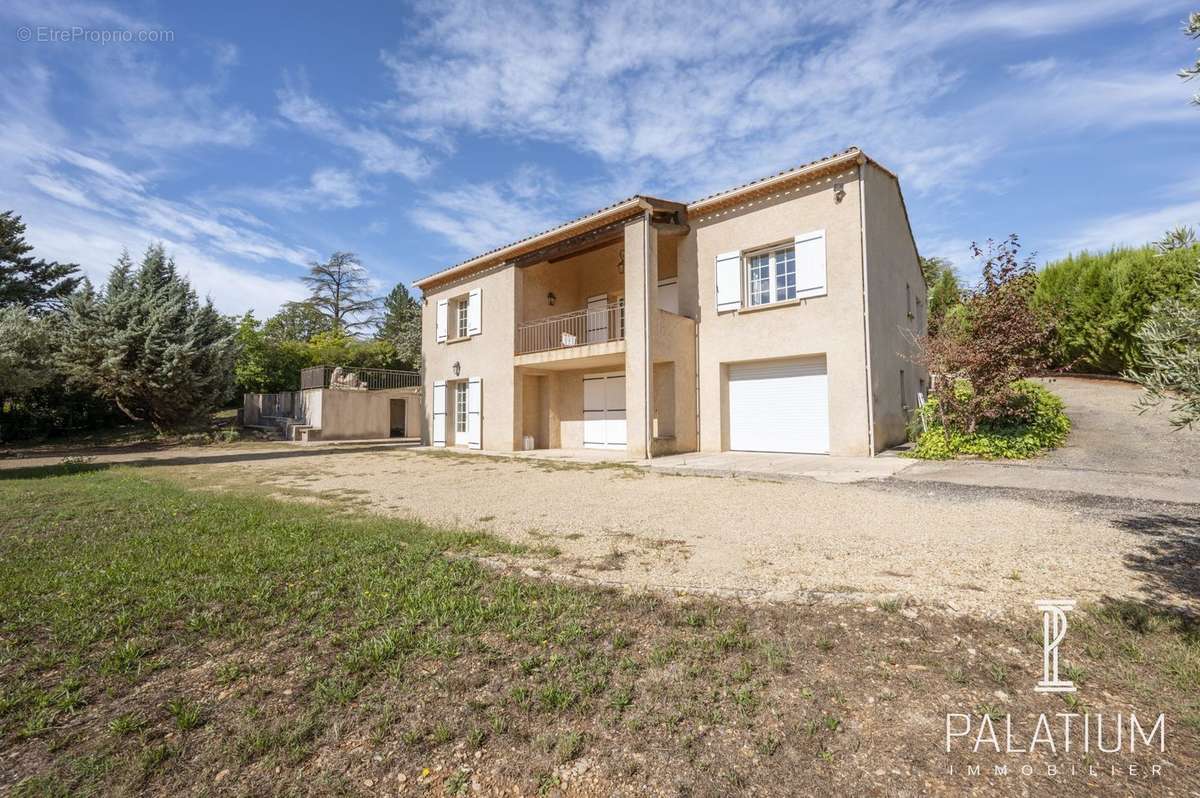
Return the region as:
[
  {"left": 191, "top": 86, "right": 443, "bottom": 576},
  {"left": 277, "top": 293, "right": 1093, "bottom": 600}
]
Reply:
[
  {"left": 715, "top": 230, "right": 826, "bottom": 313},
  {"left": 456, "top": 298, "right": 469, "bottom": 338},
  {"left": 746, "top": 244, "right": 800, "bottom": 307},
  {"left": 435, "top": 287, "right": 482, "bottom": 343}
]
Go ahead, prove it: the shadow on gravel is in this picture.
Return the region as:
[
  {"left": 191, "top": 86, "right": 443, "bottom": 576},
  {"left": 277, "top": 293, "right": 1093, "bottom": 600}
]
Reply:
[
  {"left": 1116, "top": 511, "right": 1200, "bottom": 611},
  {"left": 0, "top": 443, "right": 418, "bottom": 480}
]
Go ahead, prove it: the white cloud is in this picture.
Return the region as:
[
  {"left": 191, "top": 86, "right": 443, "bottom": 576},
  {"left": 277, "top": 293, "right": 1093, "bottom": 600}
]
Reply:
[
  {"left": 382, "top": 0, "right": 1184, "bottom": 253},
  {"left": 377, "top": 0, "right": 1195, "bottom": 269},
  {"left": 16, "top": 193, "right": 308, "bottom": 317},
  {"left": 278, "top": 78, "right": 433, "bottom": 179},
  {"left": 1050, "top": 199, "right": 1200, "bottom": 260},
  {"left": 3, "top": 3, "right": 260, "bottom": 155},
  {"left": 0, "top": 98, "right": 304, "bottom": 317},
  {"left": 229, "top": 168, "right": 367, "bottom": 211},
  {"left": 976, "top": 66, "right": 1195, "bottom": 134},
  {"left": 0, "top": 29, "right": 314, "bottom": 317},
  {"left": 410, "top": 178, "right": 564, "bottom": 255},
  {"left": 1007, "top": 58, "right": 1060, "bottom": 80}
]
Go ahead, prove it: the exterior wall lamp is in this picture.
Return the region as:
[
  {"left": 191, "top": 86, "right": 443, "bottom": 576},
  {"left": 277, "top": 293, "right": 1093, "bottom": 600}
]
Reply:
[
  {"left": 547, "top": 292, "right": 556, "bottom": 306},
  {"left": 833, "top": 183, "right": 846, "bottom": 203},
  {"left": 452, "top": 361, "right": 461, "bottom": 377}
]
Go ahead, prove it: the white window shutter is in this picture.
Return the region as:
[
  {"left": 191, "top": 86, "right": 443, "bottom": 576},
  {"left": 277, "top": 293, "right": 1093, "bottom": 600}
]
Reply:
[
  {"left": 467, "top": 288, "right": 482, "bottom": 335},
  {"left": 794, "top": 230, "right": 826, "bottom": 293},
  {"left": 432, "top": 381, "right": 447, "bottom": 446},
  {"left": 466, "top": 377, "right": 481, "bottom": 449},
  {"left": 436, "top": 299, "right": 449, "bottom": 343},
  {"left": 716, "top": 250, "right": 742, "bottom": 311}
]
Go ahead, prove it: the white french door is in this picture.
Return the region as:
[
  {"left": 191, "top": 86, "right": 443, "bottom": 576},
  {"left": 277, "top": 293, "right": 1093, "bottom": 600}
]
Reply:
[
  {"left": 586, "top": 294, "right": 608, "bottom": 344},
  {"left": 452, "top": 381, "right": 468, "bottom": 446},
  {"left": 583, "top": 372, "right": 626, "bottom": 450}
]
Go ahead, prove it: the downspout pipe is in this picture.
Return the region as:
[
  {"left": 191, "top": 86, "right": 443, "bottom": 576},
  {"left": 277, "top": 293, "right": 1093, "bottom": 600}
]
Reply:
[
  {"left": 857, "top": 158, "right": 877, "bottom": 456},
  {"left": 643, "top": 211, "right": 654, "bottom": 460}
]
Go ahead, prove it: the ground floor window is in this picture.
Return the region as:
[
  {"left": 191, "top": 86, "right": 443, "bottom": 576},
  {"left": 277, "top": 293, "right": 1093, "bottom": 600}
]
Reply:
[{"left": 455, "top": 382, "right": 468, "bottom": 433}]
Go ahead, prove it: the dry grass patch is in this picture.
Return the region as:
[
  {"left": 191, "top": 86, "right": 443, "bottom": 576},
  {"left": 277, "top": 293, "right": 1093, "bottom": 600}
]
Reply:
[{"left": 0, "top": 467, "right": 1197, "bottom": 796}]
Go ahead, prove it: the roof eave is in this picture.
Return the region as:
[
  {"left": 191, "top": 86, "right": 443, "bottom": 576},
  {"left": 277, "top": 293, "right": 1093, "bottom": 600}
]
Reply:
[
  {"left": 413, "top": 196, "right": 660, "bottom": 290},
  {"left": 686, "top": 148, "right": 872, "bottom": 215}
]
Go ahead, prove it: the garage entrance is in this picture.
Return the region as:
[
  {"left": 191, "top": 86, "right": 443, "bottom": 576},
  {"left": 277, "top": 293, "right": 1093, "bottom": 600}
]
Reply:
[{"left": 727, "top": 356, "right": 829, "bottom": 454}]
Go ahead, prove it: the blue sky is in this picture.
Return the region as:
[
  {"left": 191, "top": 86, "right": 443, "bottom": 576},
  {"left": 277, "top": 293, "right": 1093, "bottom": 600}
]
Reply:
[{"left": 1, "top": 0, "right": 1196, "bottom": 317}]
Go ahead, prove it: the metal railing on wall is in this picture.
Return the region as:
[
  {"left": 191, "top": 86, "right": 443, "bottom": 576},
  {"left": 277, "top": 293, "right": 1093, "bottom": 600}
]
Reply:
[
  {"left": 299, "top": 365, "right": 421, "bottom": 391},
  {"left": 515, "top": 301, "right": 625, "bottom": 355}
]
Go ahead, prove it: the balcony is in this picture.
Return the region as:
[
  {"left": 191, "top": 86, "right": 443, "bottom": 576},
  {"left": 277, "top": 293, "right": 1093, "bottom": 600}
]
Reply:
[
  {"left": 299, "top": 365, "right": 421, "bottom": 391},
  {"left": 515, "top": 301, "right": 625, "bottom": 355}
]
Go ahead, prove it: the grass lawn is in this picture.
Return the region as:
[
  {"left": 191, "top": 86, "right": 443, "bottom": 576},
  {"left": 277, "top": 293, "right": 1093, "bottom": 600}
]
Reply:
[{"left": 1, "top": 466, "right": 1198, "bottom": 796}]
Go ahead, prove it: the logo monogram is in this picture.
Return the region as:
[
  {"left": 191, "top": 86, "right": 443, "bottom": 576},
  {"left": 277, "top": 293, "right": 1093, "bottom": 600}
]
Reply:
[{"left": 1035, "top": 599, "right": 1076, "bottom": 693}]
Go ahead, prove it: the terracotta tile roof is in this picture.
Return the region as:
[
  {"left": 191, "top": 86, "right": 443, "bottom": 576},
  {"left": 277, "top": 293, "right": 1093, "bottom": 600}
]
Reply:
[
  {"left": 412, "top": 196, "right": 647, "bottom": 288},
  {"left": 414, "top": 146, "right": 885, "bottom": 289},
  {"left": 687, "top": 146, "right": 863, "bottom": 210}
]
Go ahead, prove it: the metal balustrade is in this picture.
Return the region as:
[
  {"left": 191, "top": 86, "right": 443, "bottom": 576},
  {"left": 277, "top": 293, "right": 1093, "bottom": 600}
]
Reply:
[
  {"left": 515, "top": 301, "right": 625, "bottom": 355},
  {"left": 299, "top": 365, "right": 421, "bottom": 391}
]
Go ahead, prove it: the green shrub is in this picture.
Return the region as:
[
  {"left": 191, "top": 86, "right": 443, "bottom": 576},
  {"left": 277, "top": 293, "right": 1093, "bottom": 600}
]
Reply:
[
  {"left": 909, "top": 380, "right": 1070, "bottom": 460},
  {"left": 1033, "top": 244, "right": 1200, "bottom": 374}
]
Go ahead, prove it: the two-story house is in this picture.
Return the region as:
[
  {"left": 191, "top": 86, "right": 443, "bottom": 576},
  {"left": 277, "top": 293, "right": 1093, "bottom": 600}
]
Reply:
[{"left": 414, "top": 147, "right": 926, "bottom": 458}]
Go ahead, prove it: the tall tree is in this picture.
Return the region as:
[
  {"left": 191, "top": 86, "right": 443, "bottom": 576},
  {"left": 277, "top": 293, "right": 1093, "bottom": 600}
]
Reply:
[
  {"left": 302, "top": 252, "right": 380, "bottom": 334},
  {"left": 233, "top": 312, "right": 311, "bottom": 394},
  {"left": 920, "top": 256, "right": 962, "bottom": 335},
  {"left": 919, "top": 255, "right": 950, "bottom": 286},
  {"left": 58, "top": 245, "right": 239, "bottom": 430},
  {"left": 0, "top": 305, "right": 53, "bottom": 400},
  {"left": 1182, "top": 11, "right": 1200, "bottom": 105},
  {"left": 0, "top": 211, "right": 82, "bottom": 309},
  {"left": 376, "top": 282, "right": 421, "bottom": 368},
  {"left": 263, "top": 300, "right": 332, "bottom": 342}
]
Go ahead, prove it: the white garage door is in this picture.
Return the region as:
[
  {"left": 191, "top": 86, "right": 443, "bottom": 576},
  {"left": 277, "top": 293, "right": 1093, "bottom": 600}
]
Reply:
[
  {"left": 583, "top": 373, "right": 626, "bottom": 449},
  {"left": 728, "top": 357, "right": 829, "bottom": 454}
]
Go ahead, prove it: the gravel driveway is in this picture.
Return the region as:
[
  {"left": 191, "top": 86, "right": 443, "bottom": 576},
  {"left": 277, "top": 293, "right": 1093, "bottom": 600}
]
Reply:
[
  {"left": 899, "top": 377, "right": 1200, "bottom": 503},
  {"left": 1034, "top": 376, "right": 1199, "bottom": 476},
  {"left": 174, "top": 447, "right": 1197, "bottom": 616}
]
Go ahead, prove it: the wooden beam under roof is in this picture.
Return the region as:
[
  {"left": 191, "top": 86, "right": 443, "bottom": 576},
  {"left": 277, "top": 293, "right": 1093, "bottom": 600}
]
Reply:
[{"left": 511, "top": 217, "right": 628, "bottom": 269}]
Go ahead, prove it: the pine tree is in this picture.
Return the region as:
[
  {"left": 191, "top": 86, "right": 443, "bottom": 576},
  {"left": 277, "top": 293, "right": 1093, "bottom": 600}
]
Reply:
[
  {"left": 0, "top": 305, "right": 53, "bottom": 398},
  {"left": 377, "top": 282, "right": 421, "bottom": 368},
  {"left": 302, "top": 252, "right": 380, "bottom": 334},
  {"left": 58, "top": 245, "right": 239, "bottom": 430},
  {"left": 0, "top": 211, "right": 82, "bottom": 309}
]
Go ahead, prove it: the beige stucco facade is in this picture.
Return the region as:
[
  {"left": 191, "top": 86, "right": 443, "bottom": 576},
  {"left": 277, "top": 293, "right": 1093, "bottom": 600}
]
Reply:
[
  {"left": 243, "top": 386, "right": 422, "bottom": 442},
  {"left": 415, "top": 148, "right": 925, "bottom": 459}
]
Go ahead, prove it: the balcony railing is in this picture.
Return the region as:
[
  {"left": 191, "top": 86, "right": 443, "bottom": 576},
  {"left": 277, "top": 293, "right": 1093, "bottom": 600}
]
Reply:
[
  {"left": 515, "top": 301, "right": 625, "bottom": 355},
  {"left": 300, "top": 365, "right": 421, "bottom": 391}
]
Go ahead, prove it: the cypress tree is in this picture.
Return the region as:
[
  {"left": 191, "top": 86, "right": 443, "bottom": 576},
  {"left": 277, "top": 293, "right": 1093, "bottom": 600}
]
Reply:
[{"left": 58, "top": 245, "right": 239, "bottom": 430}]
